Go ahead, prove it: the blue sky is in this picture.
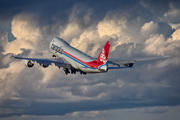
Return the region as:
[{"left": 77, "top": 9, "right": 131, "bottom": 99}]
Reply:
[{"left": 0, "top": 0, "right": 180, "bottom": 120}]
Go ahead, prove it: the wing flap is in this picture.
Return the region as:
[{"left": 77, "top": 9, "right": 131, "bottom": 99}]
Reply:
[
  {"left": 108, "top": 67, "right": 134, "bottom": 69},
  {"left": 13, "top": 56, "right": 71, "bottom": 68},
  {"left": 54, "top": 62, "right": 71, "bottom": 68}
]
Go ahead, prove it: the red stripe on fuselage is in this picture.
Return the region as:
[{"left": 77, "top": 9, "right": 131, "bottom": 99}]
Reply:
[{"left": 63, "top": 51, "right": 101, "bottom": 68}]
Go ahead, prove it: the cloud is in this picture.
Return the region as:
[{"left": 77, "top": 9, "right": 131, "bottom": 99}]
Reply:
[
  {"left": 144, "top": 106, "right": 171, "bottom": 114},
  {"left": 70, "top": 110, "right": 105, "bottom": 118},
  {"left": 144, "top": 34, "right": 167, "bottom": 55},
  {"left": 0, "top": 31, "right": 8, "bottom": 48},
  {"left": 0, "top": 31, "right": 11, "bottom": 68},
  {"left": 171, "top": 28, "right": 180, "bottom": 40},
  {"left": 0, "top": 0, "right": 180, "bottom": 119},
  {"left": 164, "top": 4, "right": 180, "bottom": 23},
  {"left": 3, "top": 13, "right": 42, "bottom": 54},
  {"left": 141, "top": 21, "right": 158, "bottom": 36}
]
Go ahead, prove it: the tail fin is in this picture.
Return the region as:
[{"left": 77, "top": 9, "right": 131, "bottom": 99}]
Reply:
[{"left": 96, "top": 41, "right": 110, "bottom": 65}]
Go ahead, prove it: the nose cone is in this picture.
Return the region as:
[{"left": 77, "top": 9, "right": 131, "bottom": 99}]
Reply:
[
  {"left": 53, "top": 37, "right": 69, "bottom": 46},
  {"left": 99, "top": 65, "right": 108, "bottom": 72}
]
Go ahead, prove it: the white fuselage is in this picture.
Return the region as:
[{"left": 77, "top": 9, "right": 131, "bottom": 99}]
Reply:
[{"left": 49, "top": 37, "right": 107, "bottom": 73}]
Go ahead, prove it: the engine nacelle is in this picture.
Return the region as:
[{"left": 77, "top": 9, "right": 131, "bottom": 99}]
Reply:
[
  {"left": 24, "top": 60, "right": 34, "bottom": 68},
  {"left": 40, "top": 63, "right": 49, "bottom": 68},
  {"left": 124, "top": 63, "right": 134, "bottom": 67}
]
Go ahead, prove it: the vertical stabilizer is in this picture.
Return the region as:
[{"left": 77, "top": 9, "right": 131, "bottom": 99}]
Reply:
[{"left": 96, "top": 41, "right": 110, "bottom": 65}]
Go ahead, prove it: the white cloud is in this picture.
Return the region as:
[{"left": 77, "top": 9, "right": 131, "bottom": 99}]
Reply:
[
  {"left": 141, "top": 21, "right": 158, "bottom": 36},
  {"left": 171, "top": 28, "right": 180, "bottom": 41},
  {"left": 60, "top": 23, "right": 82, "bottom": 41},
  {"left": 144, "top": 34, "right": 167, "bottom": 55},
  {"left": 0, "top": 31, "right": 8, "bottom": 48},
  {"left": 70, "top": 110, "right": 106, "bottom": 118},
  {"left": 97, "top": 19, "right": 126, "bottom": 38},
  {"left": 3, "top": 13, "right": 42, "bottom": 54},
  {"left": 84, "top": 111, "right": 105, "bottom": 117},
  {"left": 168, "top": 23, "right": 180, "bottom": 30},
  {"left": 144, "top": 27, "right": 180, "bottom": 56}
]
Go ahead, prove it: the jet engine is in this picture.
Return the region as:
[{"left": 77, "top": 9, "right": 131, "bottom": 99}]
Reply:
[
  {"left": 124, "top": 63, "right": 134, "bottom": 67},
  {"left": 40, "top": 63, "right": 49, "bottom": 68},
  {"left": 24, "top": 60, "right": 34, "bottom": 67}
]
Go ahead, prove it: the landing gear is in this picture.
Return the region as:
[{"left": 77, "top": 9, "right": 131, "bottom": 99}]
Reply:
[
  {"left": 63, "top": 68, "right": 86, "bottom": 75},
  {"left": 64, "top": 68, "right": 70, "bottom": 75},
  {"left": 80, "top": 70, "right": 87, "bottom": 75},
  {"left": 71, "top": 69, "right": 77, "bottom": 74}
]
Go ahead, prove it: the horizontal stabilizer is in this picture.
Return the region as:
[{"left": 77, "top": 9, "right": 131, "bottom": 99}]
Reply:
[{"left": 108, "top": 67, "right": 134, "bottom": 69}]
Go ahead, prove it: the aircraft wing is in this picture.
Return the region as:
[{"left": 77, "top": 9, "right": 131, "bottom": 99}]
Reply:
[
  {"left": 107, "top": 55, "right": 170, "bottom": 65},
  {"left": 12, "top": 56, "right": 71, "bottom": 68}
]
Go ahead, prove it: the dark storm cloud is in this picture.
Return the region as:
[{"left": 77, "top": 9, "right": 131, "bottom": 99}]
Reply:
[
  {"left": 0, "top": 0, "right": 137, "bottom": 24},
  {"left": 1, "top": 98, "right": 179, "bottom": 117},
  {"left": 0, "top": 0, "right": 73, "bottom": 20},
  {"left": 0, "top": 0, "right": 179, "bottom": 27}
]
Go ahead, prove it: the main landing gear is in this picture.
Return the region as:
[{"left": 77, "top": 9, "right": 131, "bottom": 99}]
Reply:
[
  {"left": 63, "top": 68, "right": 86, "bottom": 75},
  {"left": 64, "top": 68, "right": 70, "bottom": 75},
  {"left": 80, "top": 70, "right": 87, "bottom": 75}
]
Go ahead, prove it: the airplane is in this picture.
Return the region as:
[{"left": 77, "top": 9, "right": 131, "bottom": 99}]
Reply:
[{"left": 13, "top": 37, "right": 169, "bottom": 75}]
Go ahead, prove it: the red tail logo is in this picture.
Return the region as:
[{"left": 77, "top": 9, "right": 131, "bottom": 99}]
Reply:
[{"left": 96, "top": 41, "right": 110, "bottom": 65}]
